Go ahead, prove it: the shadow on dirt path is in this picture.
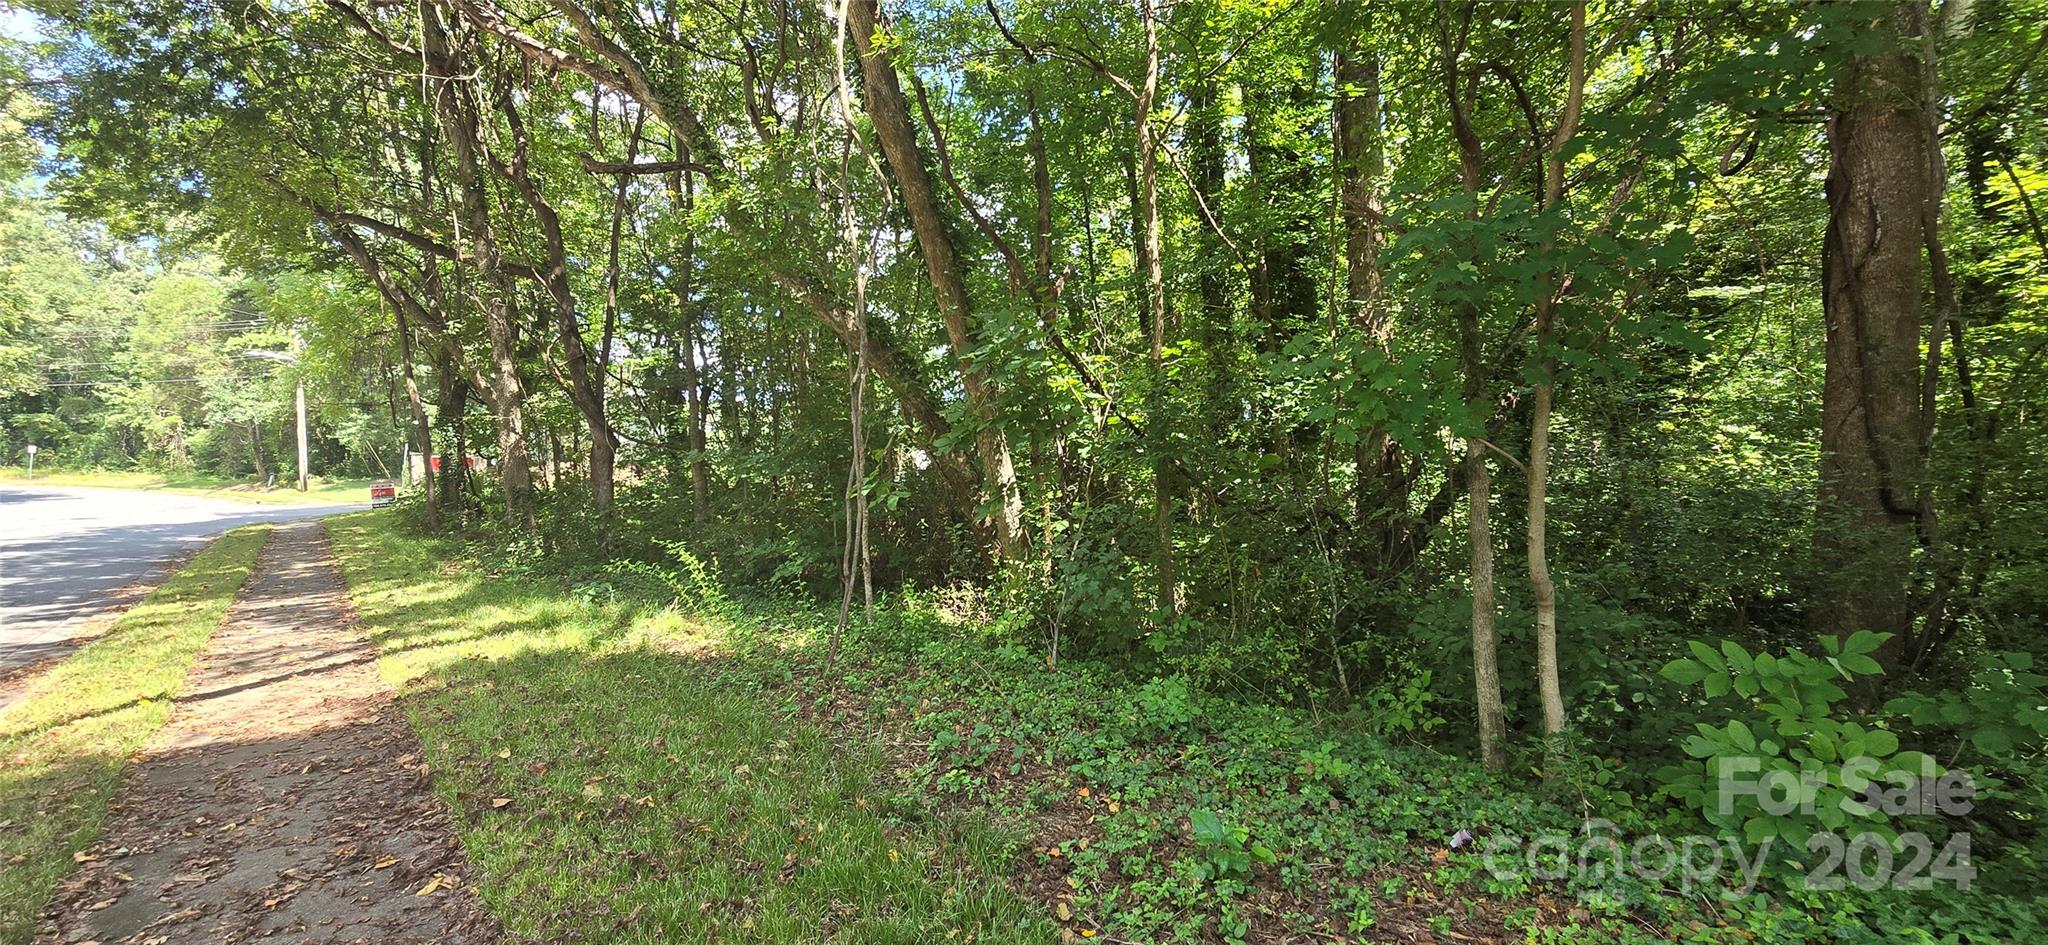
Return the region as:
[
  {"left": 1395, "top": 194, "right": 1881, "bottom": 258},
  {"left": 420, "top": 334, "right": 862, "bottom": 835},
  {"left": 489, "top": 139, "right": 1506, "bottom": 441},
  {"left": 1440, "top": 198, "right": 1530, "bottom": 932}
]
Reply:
[{"left": 38, "top": 522, "right": 501, "bottom": 945}]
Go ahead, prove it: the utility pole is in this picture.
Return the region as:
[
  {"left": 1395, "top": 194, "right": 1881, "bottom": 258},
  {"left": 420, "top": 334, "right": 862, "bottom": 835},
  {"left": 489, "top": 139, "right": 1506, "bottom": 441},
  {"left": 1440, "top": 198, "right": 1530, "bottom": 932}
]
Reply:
[
  {"left": 294, "top": 375, "right": 309, "bottom": 492},
  {"left": 244, "top": 346, "right": 308, "bottom": 492}
]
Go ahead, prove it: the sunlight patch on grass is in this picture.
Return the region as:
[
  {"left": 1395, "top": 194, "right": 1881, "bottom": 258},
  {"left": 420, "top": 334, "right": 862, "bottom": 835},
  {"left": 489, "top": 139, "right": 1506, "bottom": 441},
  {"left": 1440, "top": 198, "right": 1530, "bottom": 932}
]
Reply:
[
  {"left": 324, "top": 512, "right": 1055, "bottom": 944},
  {"left": 0, "top": 526, "right": 268, "bottom": 944}
]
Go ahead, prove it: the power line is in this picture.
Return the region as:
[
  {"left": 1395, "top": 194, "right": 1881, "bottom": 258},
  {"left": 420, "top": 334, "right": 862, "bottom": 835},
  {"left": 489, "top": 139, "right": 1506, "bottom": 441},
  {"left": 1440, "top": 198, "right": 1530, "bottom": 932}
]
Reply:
[
  {"left": 35, "top": 320, "right": 276, "bottom": 339},
  {"left": 40, "top": 357, "right": 279, "bottom": 369},
  {"left": 46, "top": 323, "right": 274, "bottom": 339},
  {"left": 38, "top": 376, "right": 210, "bottom": 388}
]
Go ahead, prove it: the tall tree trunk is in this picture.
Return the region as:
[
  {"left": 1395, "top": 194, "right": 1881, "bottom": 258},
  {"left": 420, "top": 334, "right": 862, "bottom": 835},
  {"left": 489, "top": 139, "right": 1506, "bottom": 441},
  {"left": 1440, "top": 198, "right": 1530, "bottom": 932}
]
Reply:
[
  {"left": 667, "top": 168, "right": 713, "bottom": 527},
  {"left": 846, "top": 0, "right": 1026, "bottom": 561},
  {"left": 393, "top": 295, "right": 439, "bottom": 529},
  {"left": 1246, "top": 80, "right": 1315, "bottom": 353},
  {"left": 493, "top": 89, "right": 618, "bottom": 511},
  {"left": 1189, "top": 79, "right": 1229, "bottom": 327},
  {"left": 1136, "top": 0, "right": 1177, "bottom": 617},
  {"left": 1816, "top": 0, "right": 1931, "bottom": 665},
  {"left": 1529, "top": 0, "right": 1586, "bottom": 770},
  {"left": 1442, "top": 4, "right": 1506, "bottom": 771},
  {"left": 1467, "top": 436, "right": 1505, "bottom": 772},
  {"left": 437, "top": 356, "right": 469, "bottom": 525},
  {"left": 1336, "top": 46, "right": 1409, "bottom": 574},
  {"left": 686, "top": 310, "right": 710, "bottom": 526},
  {"left": 422, "top": 1, "right": 536, "bottom": 531},
  {"left": 248, "top": 420, "right": 266, "bottom": 481}
]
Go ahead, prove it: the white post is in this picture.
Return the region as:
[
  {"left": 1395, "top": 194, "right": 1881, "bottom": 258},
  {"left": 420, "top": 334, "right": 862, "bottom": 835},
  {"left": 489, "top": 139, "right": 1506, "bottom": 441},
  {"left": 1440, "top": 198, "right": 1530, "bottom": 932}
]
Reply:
[{"left": 24, "top": 444, "right": 35, "bottom": 477}]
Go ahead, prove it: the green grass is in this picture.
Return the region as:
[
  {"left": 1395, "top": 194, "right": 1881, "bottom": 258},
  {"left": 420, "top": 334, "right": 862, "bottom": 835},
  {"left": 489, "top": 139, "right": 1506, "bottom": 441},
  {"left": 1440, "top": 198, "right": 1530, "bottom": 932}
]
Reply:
[
  {"left": 0, "top": 466, "right": 372, "bottom": 507},
  {"left": 323, "top": 511, "right": 2033, "bottom": 945},
  {"left": 324, "top": 511, "right": 1056, "bottom": 945},
  {"left": 0, "top": 526, "right": 268, "bottom": 944}
]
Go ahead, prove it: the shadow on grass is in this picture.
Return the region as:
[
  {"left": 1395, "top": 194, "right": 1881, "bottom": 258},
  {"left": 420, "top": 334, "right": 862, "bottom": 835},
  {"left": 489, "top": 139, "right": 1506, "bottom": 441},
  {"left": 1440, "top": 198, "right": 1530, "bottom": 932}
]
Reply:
[
  {"left": 324, "top": 512, "right": 1056, "bottom": 945},
  {"left": 391, "top": 643, "right": 1052, "bottom": 945},
  {"left": 0, "top": 718, "right": 138, "bottom": 944},
  {"left": 1, "top": 548, "right": 276, "bottom": 741}
]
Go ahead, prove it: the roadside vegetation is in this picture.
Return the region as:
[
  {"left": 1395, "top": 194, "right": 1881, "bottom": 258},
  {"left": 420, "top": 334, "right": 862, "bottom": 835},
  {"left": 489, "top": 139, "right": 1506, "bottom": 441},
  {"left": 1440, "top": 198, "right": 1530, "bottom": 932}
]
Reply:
[
  {"left": 332, "top": 509, "right": 2040, "bottom": 944},
  {"left": 0, "top": 526, "right": 268, "bottom": 943},
  {"left": 0, "top": 467, "right": 372, "bottom": 506},
  {"left": 327, "top": 512, "right": 1054, "bottom": 944},
  {"left": 6, "top": 1, "right": 2046, "bottom": 942}
]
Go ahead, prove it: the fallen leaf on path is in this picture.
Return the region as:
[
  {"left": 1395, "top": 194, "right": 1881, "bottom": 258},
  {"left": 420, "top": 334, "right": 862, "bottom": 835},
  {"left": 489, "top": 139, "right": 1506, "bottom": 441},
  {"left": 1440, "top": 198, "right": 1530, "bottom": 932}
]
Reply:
[
  {"left": 372, "top": 856, "right": 398, "bottom": 870},
  {"left": 72, "top": 852, "right": 98, "bottom": 863},
  {"left": 491, "top": 797, "right": 512, "bottom": 809}
]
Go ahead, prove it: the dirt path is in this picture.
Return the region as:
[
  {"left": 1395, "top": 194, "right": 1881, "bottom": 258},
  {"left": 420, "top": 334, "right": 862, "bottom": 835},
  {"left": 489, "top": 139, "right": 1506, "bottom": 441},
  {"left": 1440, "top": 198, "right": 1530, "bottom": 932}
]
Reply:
[{"left": 39, "top": 522, "right": 500, "bottom": 945}]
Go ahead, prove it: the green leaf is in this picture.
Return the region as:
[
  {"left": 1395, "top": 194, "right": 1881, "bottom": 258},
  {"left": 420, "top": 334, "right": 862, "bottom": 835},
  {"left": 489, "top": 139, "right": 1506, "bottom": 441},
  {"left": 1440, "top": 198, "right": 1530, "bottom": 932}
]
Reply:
[
  {"left": 1972, "top": 728, "right": 2014, "bottom": 756},
  {"left": 1689, "top": 640, "right": 1727, "bottom": 673},
  {"left": 1721, "top": 640, "right": 1754, "bottom": 673},
  {"left": 1660, "top": 658, "right": 1710, "bottom": 686},
  {"left": 1810, "top": 729, "right": 1839, "bottom": 763},
  {"left": 1841, "top": 630, "right": 1890, "bottom": 659}
]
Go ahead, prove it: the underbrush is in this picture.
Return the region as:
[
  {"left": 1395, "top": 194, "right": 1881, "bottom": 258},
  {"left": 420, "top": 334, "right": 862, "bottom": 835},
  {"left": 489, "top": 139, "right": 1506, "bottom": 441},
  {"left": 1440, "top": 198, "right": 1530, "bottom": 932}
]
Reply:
[{"left": 341, "top": 509, "right": 2041, "bottom": 944}]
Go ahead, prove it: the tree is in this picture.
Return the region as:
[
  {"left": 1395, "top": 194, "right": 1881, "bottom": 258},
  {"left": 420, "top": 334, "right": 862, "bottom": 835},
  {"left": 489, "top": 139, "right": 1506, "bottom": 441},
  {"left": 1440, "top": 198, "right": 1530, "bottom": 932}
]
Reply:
[{"left": 1815, "top": 0, "right": 1934, "bottom": 667}]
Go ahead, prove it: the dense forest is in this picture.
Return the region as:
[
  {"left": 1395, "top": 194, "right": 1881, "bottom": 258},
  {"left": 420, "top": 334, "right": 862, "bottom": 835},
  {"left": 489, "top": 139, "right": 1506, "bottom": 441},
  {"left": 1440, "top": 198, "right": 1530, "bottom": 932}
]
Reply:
[{"left": 3, "top": 0, "right": 2046, "bottom": 941}]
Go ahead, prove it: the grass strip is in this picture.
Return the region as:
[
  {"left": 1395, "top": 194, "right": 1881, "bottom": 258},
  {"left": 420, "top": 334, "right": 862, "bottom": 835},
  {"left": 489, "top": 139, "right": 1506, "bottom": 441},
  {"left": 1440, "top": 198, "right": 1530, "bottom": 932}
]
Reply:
[
  {"left": 0, "top": 525, "right": 270, "bottom": 943},
  {"left": 0, "top": 467, "right": 370, "bottom": 507},
  {"left": 325, "top": 511, "right": 1054, "bottom": 945}
]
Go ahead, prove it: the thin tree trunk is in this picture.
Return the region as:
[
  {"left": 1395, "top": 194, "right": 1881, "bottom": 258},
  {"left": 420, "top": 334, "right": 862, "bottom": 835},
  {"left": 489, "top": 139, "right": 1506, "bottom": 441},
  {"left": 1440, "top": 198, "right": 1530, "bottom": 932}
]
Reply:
[
  {"left": 249, "top": 420, "right": 265, "bottom": 481},
  {"left": 846, "top": 0, "right": 1025, "bottom": 561},
  {"left": 393, "top": 295, "right": 439, "bottom": 529},
  {"left": 1442, "top": 2, "right": 1506, "bottom": 771},
  {"left": 1136, "top": 0, "right": 1176, "bottom": 617},
  {"left": 668, "top": 168, "right": 713, "bottom": 527},
  {"left": 1529, "top": 0, "right": 1586, "bottom": 770},
  {"left": 1467, "top": 436, "right": 1506, "bottom": 772},
  {"left": 1908, "top": 1, "right": 1969, "bottom": 672}
]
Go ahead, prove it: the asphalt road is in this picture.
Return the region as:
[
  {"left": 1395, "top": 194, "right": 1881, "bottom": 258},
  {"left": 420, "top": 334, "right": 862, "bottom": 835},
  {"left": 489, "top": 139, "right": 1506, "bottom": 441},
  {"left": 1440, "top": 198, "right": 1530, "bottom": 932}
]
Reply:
[{"left": 0, "top": 484, "right": 364, "bottom": 678}]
